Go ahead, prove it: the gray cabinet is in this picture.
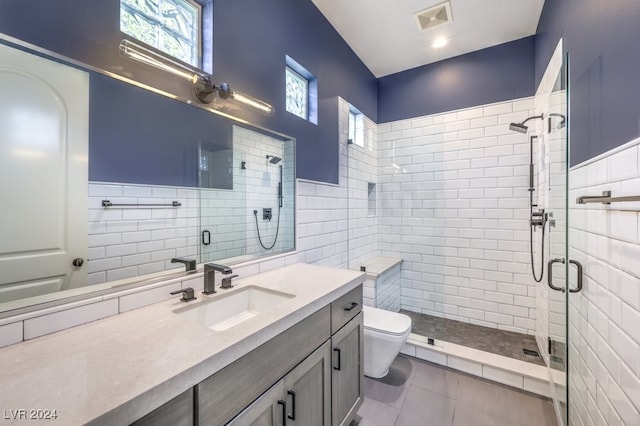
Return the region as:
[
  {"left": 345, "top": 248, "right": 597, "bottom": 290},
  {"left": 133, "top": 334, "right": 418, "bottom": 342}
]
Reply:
[
  {"left": 130, "top": 389, "right": 194, "bottom": 426},
  {"left": 229, "top": 341, "right": 332, "bottom": 426},
  {"left": 331, "top": 313, "right": 364, "bottom": 426},
  {"left": 198, "top": 307, "right": 331, "bottom": 426},
  {"left": 131, "top": 285, "right": 363, "bottom": 426},
  {"left": 283, "top": 340, "right": 332, "bottom": 426},
  {"left": 227, "top": 381, "right": 285, "bottom": 426}
]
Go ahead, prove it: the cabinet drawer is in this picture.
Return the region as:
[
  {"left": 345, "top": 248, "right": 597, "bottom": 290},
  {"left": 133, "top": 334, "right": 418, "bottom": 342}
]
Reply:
[
  {"left": 198, "top": 306, "right": 330, "bottom": 426},
  {"left": 330, "top": 285, "right": 362, "bottom": 334}
]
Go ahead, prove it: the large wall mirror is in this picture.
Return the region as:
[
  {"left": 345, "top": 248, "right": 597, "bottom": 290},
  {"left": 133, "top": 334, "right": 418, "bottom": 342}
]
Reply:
[{"left": 0, "top": 36, "right": 296, "bottom": 315}]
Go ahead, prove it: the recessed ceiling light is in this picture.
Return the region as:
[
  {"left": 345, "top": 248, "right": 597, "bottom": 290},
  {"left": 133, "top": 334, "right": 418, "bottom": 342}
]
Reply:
[{"left": 432, "top": 37, "right": 448, "bottom": 48}]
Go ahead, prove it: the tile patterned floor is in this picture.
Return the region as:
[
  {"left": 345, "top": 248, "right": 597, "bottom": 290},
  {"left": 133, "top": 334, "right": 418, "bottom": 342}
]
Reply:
[
  {"left": 400, "top": 309, "right": 546, "bottom": 366},
  {"left": 354, "top": 355, "right": 558, "bottom": 426}
]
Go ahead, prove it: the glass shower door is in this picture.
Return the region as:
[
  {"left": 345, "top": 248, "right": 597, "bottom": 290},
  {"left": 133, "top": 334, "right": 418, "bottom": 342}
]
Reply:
[{"left": 544, "top": 52, "right": 570, "bottom": 425}]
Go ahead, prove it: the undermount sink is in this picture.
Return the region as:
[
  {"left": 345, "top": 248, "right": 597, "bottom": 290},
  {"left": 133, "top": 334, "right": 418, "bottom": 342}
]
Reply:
[{"left": 174, "top": 286, "right": 295, "bottom": 331}]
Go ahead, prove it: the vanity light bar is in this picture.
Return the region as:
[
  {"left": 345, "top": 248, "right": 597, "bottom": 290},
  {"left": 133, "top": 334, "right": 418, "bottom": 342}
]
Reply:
[
  {"left": 229, "top": 90, "right": 274, "bottom": 115},
  {"left": 119, "top": 40, "right": 273, "bottom": 115},
  {"left": 119, "top": 39, "right": 203, "bottom": 84}
]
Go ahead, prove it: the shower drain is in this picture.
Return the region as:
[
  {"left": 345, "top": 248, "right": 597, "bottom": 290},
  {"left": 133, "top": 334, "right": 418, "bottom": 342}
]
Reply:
[{"left": 523, "top": 348, "right": 540, "bottom": 357}]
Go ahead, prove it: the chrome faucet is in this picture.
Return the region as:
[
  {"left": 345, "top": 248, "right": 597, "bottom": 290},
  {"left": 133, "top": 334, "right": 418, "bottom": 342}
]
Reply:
[
  {"left": 203, "top": 263, "right": 233, "bottom": 295},
  {"left": 171, "top": 257, "right": 197, "bottom": 273}
]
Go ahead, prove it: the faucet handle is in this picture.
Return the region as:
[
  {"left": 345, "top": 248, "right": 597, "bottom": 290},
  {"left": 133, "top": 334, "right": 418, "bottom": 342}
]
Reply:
[
  {"left": 171, "top": 287, "right": 196, "bottom": 301},
  {"left": 220, "top": 275, "right": 239, "bottom": 289}
]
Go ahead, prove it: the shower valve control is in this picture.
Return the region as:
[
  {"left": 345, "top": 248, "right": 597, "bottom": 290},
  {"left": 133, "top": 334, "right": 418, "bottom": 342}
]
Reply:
[
  {"left": 531, "top": 208, "right": 545, "bottom": 227},
  {"left": 263, "top": 208, "right": 272, "bottom": 221},
  {"left": 548, "top": 212, "right": 556, "bottom": 228}
]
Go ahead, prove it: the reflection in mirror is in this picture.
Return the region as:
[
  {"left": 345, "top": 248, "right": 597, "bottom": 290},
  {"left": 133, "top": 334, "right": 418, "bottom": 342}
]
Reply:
[{"left": 0, "top": 38, "right": 295, "bottom": 313}]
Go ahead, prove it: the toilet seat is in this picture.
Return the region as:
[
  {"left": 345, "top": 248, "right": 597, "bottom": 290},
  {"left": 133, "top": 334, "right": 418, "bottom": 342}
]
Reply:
[{"left": 363, "top": 306, "right": 412, "bottom": 336}]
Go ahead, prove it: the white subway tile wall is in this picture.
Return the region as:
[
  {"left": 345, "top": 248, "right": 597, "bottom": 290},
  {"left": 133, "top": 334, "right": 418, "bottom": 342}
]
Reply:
[
  {"left": 375, "top": 266, "right": 402, "bottom": 311},
  {"left": 567, "top": 139, "right": 640, "bottom": 425},
  {"left": 87, "top": 184, "right": 200, "bottom": 284},
  {"left": 377, "top": 98, "right": 538, "bottom": 334},
  {"left": 342, "top": 98, "right": 380, "bottom": 269},
  {"left": 294, "top": 98, "right": 379, "bottom": 269}
]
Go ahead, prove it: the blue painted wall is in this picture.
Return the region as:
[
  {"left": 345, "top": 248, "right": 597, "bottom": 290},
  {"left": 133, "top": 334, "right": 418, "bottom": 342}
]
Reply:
[
  {"left": 90, "top": 73, "right": 232, "bottom": 187},
  {"left": 212, "top": 1, "right": 377, "bottom": 183},
  {"left": 377, "top": 37, "right": 536, "bottom": 123},
  {"left": 536, "top": 0, "right": 640, "bottom": 165},
  {"left": 0, "top": 0, "right": 377, "bottom": 184}
]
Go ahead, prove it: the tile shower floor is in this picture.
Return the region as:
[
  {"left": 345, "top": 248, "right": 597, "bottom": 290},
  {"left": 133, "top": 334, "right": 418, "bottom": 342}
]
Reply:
[
  {"left": 400, "top": 310, "right": 545, "bottom": 366},
  {"left": 355, "top": 355, "right": 558, "bottom": 426}
]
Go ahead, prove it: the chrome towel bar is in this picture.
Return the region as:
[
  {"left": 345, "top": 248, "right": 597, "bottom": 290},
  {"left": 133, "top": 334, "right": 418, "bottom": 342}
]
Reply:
[
  {"left": 102, "top": 200, "right": 181, "bottom": 208},
  {"left": 576, "top": 191, "right": 640, "bottom": 205}
]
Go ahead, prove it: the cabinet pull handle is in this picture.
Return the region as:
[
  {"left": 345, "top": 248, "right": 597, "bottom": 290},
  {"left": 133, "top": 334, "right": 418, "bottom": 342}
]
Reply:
[
  {"left": 344, "top": 302, "right": 358, "bottom": 311},
  {"left": 287, "top": 390, "right": 296, "bottom": 420},
  {"left": 333, "top": 348, "right": 341, "bottom": 370},
  {"left": 277, "top": 399, "right": 287, "bottom": 426}
]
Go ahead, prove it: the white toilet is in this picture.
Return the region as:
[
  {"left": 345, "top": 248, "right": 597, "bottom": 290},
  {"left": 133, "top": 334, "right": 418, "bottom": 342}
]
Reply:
[{"left": 363, "top": 306, "right": 412, "bottom": 378}]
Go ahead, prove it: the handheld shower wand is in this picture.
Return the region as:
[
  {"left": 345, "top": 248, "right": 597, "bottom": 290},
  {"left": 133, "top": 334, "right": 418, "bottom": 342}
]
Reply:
[{"left": 508, "top": 115, "right": 547, "bottom": 283}]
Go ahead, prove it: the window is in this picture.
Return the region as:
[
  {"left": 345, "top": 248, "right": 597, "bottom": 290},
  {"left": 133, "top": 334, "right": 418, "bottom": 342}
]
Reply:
[
  {"left": 120, "top": 0, "right": 201, "bottom": 67},
  {"left": 285, "top": 56, "right": 317, "bottom": 124},
  {"left": 285, "top": 67, "right": 308, "bottom": 119},
  {"left": 348, "top": 107, "right": 364, "bottom": 147}
]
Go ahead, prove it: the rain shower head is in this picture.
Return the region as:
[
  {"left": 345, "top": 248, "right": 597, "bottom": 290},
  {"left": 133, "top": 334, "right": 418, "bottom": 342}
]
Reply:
[
  {"left": 266, "top": 155, "right": 282, "bottom": 164},
  {"left": 509, "top": 122, "right": 529, "bottom": 134},
  {"left": 508, "top": 114, "right": 544, "bottom": 134}
]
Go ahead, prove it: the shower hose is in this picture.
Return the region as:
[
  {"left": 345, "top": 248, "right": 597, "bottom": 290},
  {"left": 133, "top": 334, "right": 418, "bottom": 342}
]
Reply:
[
  {"left": 253, "top": 206, "right": 281, "bottom": 250},
  {"left": 530, "top": 211, "right": 547, "bottom": 283}
]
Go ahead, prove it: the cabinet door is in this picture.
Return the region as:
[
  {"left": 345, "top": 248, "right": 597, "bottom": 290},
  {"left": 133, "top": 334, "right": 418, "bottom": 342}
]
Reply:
[
  {"left": 131, "top": 389, "right": 194, "bottom": 426},
  {"left": 283, "top": 340, "right": 331, "bottom": 426},
  {"left": 227, "top": 381, "right": 285, "bottom": 426},
  {"left": 331, "top": 313, "right": 364, "bottom": 426}
]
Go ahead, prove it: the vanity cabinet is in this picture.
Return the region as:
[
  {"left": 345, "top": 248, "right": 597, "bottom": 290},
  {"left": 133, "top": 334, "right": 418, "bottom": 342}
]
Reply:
[
  {"left": 133, "top": 284, "right": 363, "bottom": 426},
  {"left": 229, "top": 340, "right": 332, "bottom": 426},
  {"left": 130, "top": 389, "right": 194, "bottom": 426},
  {"left": 198, "top": 307, "right": 331, "bottom": 426}
]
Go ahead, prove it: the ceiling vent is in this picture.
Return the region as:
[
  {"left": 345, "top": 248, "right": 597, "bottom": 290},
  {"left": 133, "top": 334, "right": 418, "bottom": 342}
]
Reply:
[{"left": 414, "top": 1, "right": 453, "bottom": 31}]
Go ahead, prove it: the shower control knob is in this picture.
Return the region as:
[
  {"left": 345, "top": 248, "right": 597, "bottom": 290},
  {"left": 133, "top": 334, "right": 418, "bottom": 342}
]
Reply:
[{"left": 72, "top": 258, "right": 85, "bottom": 268}]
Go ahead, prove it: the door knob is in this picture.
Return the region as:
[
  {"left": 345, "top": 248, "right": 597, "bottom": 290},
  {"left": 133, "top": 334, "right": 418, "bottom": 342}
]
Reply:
[{"left": 72, "top": 258, "right": 84, "bottom": 268}]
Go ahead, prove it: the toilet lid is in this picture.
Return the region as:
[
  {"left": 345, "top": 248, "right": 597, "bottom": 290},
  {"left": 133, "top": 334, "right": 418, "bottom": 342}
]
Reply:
[{"left": 363, "top": 306, "right": 412, "bottom": 336}]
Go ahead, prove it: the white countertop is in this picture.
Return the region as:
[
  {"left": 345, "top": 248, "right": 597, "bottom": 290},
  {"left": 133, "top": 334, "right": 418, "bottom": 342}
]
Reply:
[{"left": 0, "top": 263, "right": 365, "bottom": 425}]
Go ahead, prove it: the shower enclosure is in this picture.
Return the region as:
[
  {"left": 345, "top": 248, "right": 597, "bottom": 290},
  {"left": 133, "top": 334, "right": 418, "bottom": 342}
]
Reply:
[
  {"left": 347, "top": 46, "right": 574, "bottom": 425},
  {"left": 198, "top": 125, "right": 296, "bottom": 264}
]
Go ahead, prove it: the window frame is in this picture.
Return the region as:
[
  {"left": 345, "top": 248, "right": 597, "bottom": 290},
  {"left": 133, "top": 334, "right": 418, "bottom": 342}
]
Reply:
[
  {"left": 285, "top": 65, "right": 309, "bottom": 120},
  {"left": 348, "top": 107, "right": 364, "bottom": 148},
  {"left": 120, "top": 0, "right": 203, "bottom": 68}
]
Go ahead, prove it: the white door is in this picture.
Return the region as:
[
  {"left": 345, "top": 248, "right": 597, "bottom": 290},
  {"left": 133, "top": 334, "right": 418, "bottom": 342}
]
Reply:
[{"left": 0, "top": 43, "right": 88, "bottom": 302}]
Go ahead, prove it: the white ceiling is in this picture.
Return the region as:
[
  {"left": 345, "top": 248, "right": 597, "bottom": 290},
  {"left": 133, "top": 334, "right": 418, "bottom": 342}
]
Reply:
[{"left": 311, "top": 0, "right": 545, "bottom": 77}]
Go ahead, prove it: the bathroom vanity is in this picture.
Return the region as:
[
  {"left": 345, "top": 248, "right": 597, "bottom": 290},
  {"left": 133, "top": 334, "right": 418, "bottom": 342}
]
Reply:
[{"left": 0, "top": 264, "right": 364, "bottom": 426}]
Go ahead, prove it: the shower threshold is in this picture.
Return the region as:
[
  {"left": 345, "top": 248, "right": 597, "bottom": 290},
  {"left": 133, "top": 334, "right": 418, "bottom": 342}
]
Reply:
[{"left": 400, "top": 310, "right": 545, "bottom": 367}]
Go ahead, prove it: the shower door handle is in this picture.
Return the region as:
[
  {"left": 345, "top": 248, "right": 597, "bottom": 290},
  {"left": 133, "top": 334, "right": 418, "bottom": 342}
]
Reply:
[
  {"left": 202, "top": 230, "right": 211, "bottom": 246},
  {"left": 547, "top": 258, "right": 566, "bottom": 292},
  {"left": 569, "top": 260, "right": 583, "bottom": 293}
]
